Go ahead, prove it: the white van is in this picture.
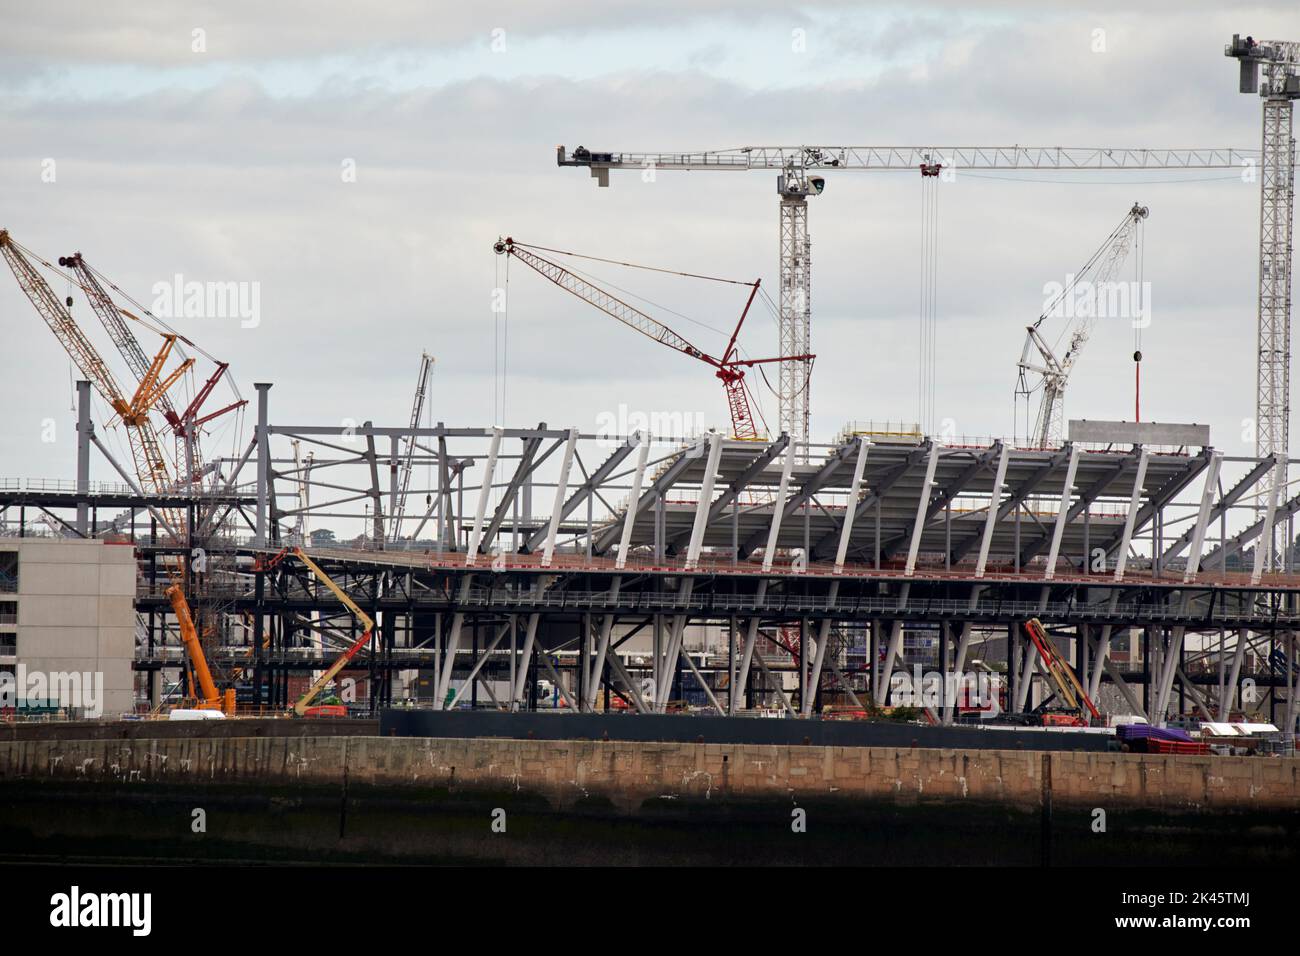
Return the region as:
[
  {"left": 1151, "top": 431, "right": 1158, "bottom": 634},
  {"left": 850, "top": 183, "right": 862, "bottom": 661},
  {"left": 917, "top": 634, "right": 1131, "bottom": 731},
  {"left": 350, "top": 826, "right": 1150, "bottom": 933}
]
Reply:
[{"left": 167, "top": 709, "right": 226, "bottom": 721}]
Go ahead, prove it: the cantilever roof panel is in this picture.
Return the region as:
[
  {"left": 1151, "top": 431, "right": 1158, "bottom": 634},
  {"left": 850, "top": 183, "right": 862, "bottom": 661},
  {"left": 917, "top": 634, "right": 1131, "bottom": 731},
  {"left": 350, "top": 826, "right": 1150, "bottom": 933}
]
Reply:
[{"left": 602, "top": 438, "right": 1211, "bottom": 570}]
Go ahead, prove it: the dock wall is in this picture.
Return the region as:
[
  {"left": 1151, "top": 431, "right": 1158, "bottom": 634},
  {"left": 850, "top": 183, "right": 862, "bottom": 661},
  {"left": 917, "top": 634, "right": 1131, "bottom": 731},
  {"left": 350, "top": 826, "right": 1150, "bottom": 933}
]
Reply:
[{"left": 2, "top": 734, "right": 1296, "bottom": 812}]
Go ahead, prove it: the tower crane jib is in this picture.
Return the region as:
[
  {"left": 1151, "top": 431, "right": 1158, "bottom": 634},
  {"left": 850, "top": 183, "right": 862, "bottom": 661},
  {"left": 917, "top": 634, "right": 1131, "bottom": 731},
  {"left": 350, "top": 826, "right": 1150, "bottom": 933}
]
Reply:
[{"left": 559, "top": 142, "right": 1254, "bottom": 450}]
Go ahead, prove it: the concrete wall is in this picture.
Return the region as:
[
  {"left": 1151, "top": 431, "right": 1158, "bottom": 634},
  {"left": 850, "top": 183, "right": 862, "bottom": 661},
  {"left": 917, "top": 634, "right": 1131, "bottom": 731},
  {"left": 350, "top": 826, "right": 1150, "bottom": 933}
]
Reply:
[
  {"left": 1, "top": 539, "right": 137, "bottom": 716},
  {"left": 1068, "top": 419, "right": 1211, "bottom": 447},
  {"left": 2, "top": 734, "right": 1297, "bottom": 813}
]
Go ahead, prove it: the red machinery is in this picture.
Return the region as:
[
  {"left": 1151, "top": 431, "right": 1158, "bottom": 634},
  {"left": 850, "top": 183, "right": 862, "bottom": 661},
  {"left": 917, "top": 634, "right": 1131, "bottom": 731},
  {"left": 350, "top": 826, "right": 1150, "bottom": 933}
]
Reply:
[
  {"left": 1023, "top": 617, "right": 1100, "bottom": 722},
  {"left": 494, "top": 238, "right": 812, "bottom": 440}
]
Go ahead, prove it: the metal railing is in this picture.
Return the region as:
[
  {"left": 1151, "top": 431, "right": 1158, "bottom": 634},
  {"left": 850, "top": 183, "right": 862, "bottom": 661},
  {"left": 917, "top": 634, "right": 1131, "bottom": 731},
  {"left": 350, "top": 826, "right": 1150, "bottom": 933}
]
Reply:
[
  {"left": 441, "top": 586, "right": 1295, "bottom": 624},
  {"left": 0, "top": 477, "right": 258, "bottom": 498}
]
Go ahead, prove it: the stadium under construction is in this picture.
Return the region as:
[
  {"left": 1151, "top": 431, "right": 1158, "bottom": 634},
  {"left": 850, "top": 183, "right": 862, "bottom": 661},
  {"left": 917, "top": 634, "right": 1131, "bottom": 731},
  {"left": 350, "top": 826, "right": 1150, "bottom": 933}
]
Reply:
[
  {"left": 3, "top": 391, "right": 1300, "bottom": 733},
  {"left": 0, "top": 34, "right": 1298, "bottom": 746}
]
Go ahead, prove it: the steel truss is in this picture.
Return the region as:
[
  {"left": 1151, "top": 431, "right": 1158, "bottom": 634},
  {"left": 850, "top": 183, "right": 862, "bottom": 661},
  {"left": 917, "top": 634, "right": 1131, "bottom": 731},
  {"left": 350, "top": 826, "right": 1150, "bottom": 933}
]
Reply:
[{"left": 8, "top": 383, "right": 1300, "bottom": 729}]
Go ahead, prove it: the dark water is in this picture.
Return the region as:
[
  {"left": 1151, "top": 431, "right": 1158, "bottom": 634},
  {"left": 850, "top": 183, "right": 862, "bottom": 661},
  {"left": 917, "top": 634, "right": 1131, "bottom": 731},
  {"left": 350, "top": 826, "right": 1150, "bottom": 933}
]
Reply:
[{"left": 2, "top": 781, "right": 1297, "bottom": 866}]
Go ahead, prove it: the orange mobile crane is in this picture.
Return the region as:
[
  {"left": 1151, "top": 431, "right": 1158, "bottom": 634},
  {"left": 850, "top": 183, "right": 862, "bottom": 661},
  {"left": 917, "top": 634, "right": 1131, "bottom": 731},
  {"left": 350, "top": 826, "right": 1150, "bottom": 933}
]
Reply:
[
  {"left": 256, "top": 548, "right": 374, "bottom": 717},
  {"left": 166, "top": 583, "right": 235, "bottom": 714}
]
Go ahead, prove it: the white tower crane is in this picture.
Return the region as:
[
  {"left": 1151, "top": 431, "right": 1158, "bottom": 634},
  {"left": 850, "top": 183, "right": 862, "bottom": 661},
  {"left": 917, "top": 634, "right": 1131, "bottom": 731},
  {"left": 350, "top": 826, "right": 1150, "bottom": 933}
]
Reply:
[
  {"left": 1226, "top": 35, "right": 1299, "bottom": 461},
  {"left": 1016, "top": 202, "right": 1149, "bottom": 448},
  {"left": 559, "top": 144, "right": 1252, "bottom": 452}
]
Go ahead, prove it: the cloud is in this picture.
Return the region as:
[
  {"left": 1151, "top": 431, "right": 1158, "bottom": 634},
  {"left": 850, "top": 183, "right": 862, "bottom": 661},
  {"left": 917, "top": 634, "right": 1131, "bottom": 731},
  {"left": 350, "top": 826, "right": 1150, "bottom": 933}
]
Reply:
[
  {"left": 0, "top": 1, "right": 1286, "bottom": 497},
  {"left": 1, "top": 0, "right": 854, "bottom": 65}
]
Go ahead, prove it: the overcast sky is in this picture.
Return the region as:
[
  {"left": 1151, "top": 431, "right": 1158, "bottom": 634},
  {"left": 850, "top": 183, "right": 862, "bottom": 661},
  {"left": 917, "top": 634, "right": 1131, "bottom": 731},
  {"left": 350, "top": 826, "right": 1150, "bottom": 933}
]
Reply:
[{"left": 0, "top": 1, "right": 1295, "bottom": 490}]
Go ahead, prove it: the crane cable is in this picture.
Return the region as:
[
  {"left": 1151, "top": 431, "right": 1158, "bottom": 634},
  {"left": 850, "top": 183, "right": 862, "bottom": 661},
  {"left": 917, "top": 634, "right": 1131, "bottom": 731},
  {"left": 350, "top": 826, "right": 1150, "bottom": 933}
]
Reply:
[
  {"left": 509, "top": 241, "right": 756, "bottom": 286},
  {"left": 754, "top": 284, "right": 813, "bottom": 407},
  {"left": 560, "top": 255, "right": 795, "bottom": 423},
  {"left": 919, "top": 173, "right": 940, "bottom": 435},
  {"left": 1133, "top": 212, "right": 1146, "bottom": 423},
  {"left": 563, "top": 259, "right": 730, "bottom": 342},
  {"left": 515, "top": 241, "right": 798, "bottom": 437},
  {"left": 1038, "top": 210, "right": 1136, "bottom": 353},
  {"left": 15, "top": 236, "right": 251, "bottom": 490},
  {"left": 12, "top": 236, "right": 242, "bottom": 412}
]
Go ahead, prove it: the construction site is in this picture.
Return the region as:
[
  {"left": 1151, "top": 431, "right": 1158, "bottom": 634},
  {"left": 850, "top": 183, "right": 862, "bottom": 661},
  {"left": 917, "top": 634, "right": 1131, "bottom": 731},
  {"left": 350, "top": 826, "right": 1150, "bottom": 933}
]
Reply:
[{"left": 0, "top": 29, "right": 1299, "bottom": 876}]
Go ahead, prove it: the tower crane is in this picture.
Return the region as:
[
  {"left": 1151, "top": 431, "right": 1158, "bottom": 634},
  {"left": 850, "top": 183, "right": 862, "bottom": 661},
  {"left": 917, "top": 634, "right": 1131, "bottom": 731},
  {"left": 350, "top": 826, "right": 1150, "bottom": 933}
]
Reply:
[
  {"left": 559, "top": 144, "right": 1255, "bottom": 448},
  {"left": 255, "top": 547, "right": 375, "bottom": 716},
  {"left": 493, "top": 237, "right": 809, "bottom": 440},
  {"left": 1015, "top": 202, "right": 1149, "bottom": 448},
  {"left": 388, "top": 351, "right": 434, "bottom": 543},
  {"left": 1226, "top": 35, "right": 1299, "bottom": 462}
]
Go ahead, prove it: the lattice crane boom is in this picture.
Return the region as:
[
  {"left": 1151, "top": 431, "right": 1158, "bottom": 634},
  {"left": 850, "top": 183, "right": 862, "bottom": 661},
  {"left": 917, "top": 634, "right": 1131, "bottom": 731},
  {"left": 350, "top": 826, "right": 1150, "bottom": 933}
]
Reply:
[
  {"left": 559, "top": 144, "right": 1257, "bottom": 174},
  {"left": 0, "top": 231, "right": 125, "bottom": 407},
  {"left": 0, "top": 230, "right": 178, "bottom": 508},
  {"left": 1016, "top": 203, "right": 1147, "bottom": 448},
  {"left": 497, "top": 239, "right": 707, "bottom": 360},
  {"left": 54, "top": 250, "right": 247, "bottom": 492},
  {"left": 389, "top": 351, "right": 434, "bottom": 542},
  {"left": 60, "top": 251, "right": 180, "bottom": 421},
  {"left": 494, "top": 237, "right": 802, "bottom": 440}
]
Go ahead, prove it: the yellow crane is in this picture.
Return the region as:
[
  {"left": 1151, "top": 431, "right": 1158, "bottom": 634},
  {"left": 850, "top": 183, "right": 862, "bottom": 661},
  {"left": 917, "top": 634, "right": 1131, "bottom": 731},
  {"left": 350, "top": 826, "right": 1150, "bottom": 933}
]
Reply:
[
  {"left": 256, "top": 547, "right": 375, "bottom": 716},
  {"left": 0, "top": 230, "right": 190, "bottom": 533},
  {"left": 1023, "top": 618, "right": 1100, "bottom": 722},
  {"left": 59, "top": 250, "right": 248, "bottom": 487}
]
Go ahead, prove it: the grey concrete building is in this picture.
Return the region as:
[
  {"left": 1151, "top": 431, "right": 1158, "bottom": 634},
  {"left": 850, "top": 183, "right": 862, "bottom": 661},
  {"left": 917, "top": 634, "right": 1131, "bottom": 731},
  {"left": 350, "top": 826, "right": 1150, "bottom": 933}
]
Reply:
[{"left": 0, "top": 539, "right": 137, "bottom": 717}]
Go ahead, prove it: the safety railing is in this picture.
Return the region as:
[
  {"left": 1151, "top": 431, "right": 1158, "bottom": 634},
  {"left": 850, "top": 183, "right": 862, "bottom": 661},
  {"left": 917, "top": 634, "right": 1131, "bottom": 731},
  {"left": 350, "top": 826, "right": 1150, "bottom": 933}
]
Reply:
[
  {"left": 438, "top": 586, "right": 1297, "bottom": 624},
  {"left": 0, "top": 478, "right": 258, "bottom": 498}
]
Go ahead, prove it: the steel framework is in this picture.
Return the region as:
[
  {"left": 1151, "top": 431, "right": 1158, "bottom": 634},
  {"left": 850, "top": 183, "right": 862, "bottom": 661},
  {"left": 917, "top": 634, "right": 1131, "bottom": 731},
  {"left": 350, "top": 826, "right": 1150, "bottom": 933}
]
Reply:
[{"left": 8, "top": 383, "right": 1300, "bottom": 732}]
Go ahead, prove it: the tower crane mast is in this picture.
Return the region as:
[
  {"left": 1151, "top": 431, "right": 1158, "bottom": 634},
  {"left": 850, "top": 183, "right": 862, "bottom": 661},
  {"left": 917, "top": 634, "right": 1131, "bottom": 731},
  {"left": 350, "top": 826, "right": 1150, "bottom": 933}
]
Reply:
[{"left": 1226, "top": 35, "right": 1299, "bottom": 462}]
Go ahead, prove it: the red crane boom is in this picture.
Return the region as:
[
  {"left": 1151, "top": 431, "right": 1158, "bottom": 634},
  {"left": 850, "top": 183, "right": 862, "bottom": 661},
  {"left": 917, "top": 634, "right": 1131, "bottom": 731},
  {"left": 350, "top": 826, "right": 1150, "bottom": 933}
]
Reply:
[{"left": 493, "top": 237, "right": 812, "bottom": 440}]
